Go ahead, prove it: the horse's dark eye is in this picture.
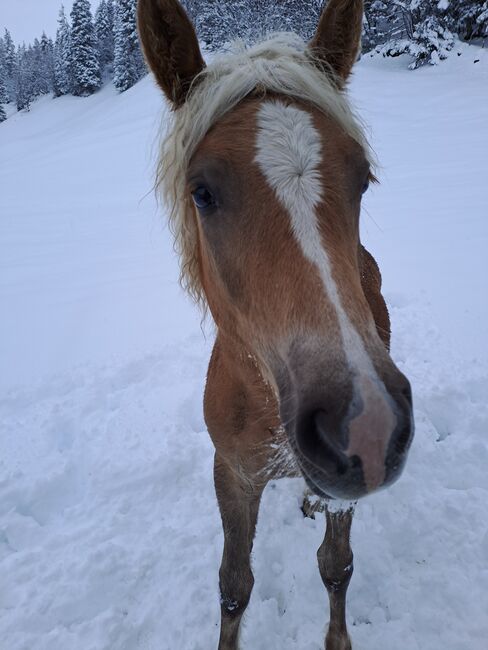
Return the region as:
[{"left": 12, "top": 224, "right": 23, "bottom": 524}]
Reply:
[
  {"left": 362, "top": 179, "right": 370, "bottom": 195},
  {"left": 191, "top": 186, "right": 214, "bottom": 210}
]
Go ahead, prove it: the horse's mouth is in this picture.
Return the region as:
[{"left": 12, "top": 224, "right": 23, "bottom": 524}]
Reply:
[{"left": 297, "top": 455, "right": 369, "bottom": 500}]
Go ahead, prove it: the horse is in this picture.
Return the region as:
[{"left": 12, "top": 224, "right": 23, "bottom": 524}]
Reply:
[{"left": 137, "top": 1, "right": 414, "bottom": 648}]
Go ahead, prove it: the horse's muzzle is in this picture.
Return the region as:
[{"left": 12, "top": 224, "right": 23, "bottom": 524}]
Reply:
[{"left": 289, "top": 373, "right": 414, "bottom": 500}]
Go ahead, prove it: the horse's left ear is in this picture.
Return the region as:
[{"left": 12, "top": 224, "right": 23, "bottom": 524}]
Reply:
[
  {"left": 137, "top": 0, "right": 205, "bottom": 108},
  {"left": 309, "top": 0, "right": 363, "bottom": 84}
]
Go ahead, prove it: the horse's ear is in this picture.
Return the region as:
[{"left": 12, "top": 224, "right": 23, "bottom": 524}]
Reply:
[
  {"left": 309, "top": 0, "right": 363, "bottom": 84},
  {"left": 137, "top": 0, "right": 205, "bottom": 108}
]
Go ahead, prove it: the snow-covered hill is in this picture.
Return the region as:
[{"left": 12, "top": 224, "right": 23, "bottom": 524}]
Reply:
[{"left": 0, "top": 46, "right": 487, "bottom": 649}]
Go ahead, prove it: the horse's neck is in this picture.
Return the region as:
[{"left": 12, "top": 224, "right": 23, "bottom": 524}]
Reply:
[
  {"left": 213, "top": 330, "right": 275, "bottom": 399},
  {"left": 205, "top": 331, "right": 292, "bottom": 481}
]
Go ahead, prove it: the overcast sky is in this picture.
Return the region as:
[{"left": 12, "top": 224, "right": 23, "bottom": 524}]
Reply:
[{"left": 1, "top": 1, "right": 101, "bottom": 45}]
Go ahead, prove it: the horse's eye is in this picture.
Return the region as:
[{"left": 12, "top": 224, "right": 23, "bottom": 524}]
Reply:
[
  {"left": 191, "top": 186, "right": 214, "bottom": 210},
  {"left": 361, "top": 179, "right": 370, "bottom": 195}
]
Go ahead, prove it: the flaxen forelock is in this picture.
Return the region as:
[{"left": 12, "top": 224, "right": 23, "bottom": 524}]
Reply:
[{"left": 156, "top": 33, "right": 374, "bottom": 308}]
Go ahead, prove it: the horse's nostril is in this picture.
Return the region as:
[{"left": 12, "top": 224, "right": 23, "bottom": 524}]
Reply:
[
  {"left": 314, "top": 409, "right": 346, "bottom": 449},
  {"left": 394, "top": 417, "right": 413, "bottom": 455},
  {"left": 402, "top": 385, "right": 412, "bottom": 403},
  {"left": 296, "top": 409, "right": 349, "bottom": 475},
  {"left": 350, "top": 455, "right": 361, "bottom": 470}
]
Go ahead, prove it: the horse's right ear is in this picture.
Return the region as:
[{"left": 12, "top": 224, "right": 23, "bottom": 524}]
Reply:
[
  {"left": 137, "top": 0, "right": 205, "bottom": 108},
  {"left": 309, "top": 0, "right": 364, "bottom": 84}
]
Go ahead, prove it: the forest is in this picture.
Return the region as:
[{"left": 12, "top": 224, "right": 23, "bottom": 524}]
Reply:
[{"left": 1, "top": 0, "right": 487, "bottom": 121}]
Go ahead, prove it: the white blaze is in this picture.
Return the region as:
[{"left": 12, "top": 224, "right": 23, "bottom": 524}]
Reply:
[
  {"left": 255, "top": 101, "right": 397, "bottom": 487},
  {"left": 254, "top": 100, "right": 374, "bottom": 375}
]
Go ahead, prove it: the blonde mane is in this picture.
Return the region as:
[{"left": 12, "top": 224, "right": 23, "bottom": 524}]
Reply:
[{"left": 157, "top": 33, "right": 373, "bottom": 308}]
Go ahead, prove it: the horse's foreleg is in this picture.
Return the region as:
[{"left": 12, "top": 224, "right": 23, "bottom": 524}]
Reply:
[
  {"left": 318, "top": 503, "right": 355, "bottom": 650},
  {"left": 214, "top": 454, "right": 264, "bottom": 650}
]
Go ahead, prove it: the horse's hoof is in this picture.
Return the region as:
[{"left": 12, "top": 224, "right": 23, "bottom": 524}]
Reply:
[
  {"left": 301, "top": 490, "right": 325, "bottom": 519},
  {"left": 325, "top": 632, "right": 352, "bottom": 650}
]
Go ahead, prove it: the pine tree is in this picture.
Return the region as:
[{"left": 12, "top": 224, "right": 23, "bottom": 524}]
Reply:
[
  {"left": 192, "top": 0, "right": 230, "bottom": 48},
  {"left": 113, "top": 0, "right": 146, "bottom": 92},
  {"left": 40, "top": 33, "right": 55, "bottom": 94},
  {"left": 54, "top": 5, "right": 73, "bottom": 96},
  {"left": 479, "top": 3, "right": 488, "bottom": 46},
  {"left": 0, "top": 39, "right": 8, "bottom": 122},
  {"left": 411, "top": 11, "right": 455, "bottom": 67},
  {"left": 375, "top": 1, "right": 454, "bottom": 69},
  {"left": 363, "top": 1, "right": 404, "bottom": 52},
  {"left": 0, "top": 39, "right": 6, "bottom": 99},
  {"left": 95, "top": 0, "right": 115, "bottom": 74},
  {"left": 3, "top": 29, "right": 15, "bottom": 77},
  {"left": 191, "top": 0, "right": 325, "bottom": 50},
  {"left": 29, "top": 38, "right": 52, "bottom": 98},
  {"left": 15, "top": 45, "right": 34, "bottom": 111},
  {"left": 447, "top": 0, "right": 488, "bottom": 42},
  {"left": 280, "top": 0, "right": 324, "bottom": 40},
  {"left": 3, "top": 28, "right": 16, "bottom": 101},
  {"left": 0, "top": 73, "right": 6, "bottom": 105},
  {"left": 107, "top": 0, "right": 116, "bottom": 30},
  {"left": 70, "top": 0, "right": 101, "bottom": 96},
  {"left": 113, "top": 8, "right": 132, "bottom": 91}
]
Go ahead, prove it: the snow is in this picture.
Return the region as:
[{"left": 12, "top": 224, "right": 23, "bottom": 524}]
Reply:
[
  {"left": 0, "top": 78, "right": 196, "bottom": 389},
  {"left": 1, "top": 44, "right": 488, "bottom": 650}
]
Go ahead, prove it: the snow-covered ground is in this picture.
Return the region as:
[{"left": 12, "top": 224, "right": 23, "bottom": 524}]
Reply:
[{"left": 1, "top": 45, "right": 487, "bottom": 650}]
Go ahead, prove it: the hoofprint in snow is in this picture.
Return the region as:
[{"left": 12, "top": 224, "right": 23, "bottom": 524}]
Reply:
[{"left": 1, "top": 45, "right": 487, "bottom": 649}]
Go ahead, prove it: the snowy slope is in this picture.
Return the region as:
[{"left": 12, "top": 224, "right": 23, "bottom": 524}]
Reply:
[
  {"left": 1, "top": 46, "right": 488, "bottom": 650},
  {"left": 0, "top": 77, "right": 199, "bottom": 390}
]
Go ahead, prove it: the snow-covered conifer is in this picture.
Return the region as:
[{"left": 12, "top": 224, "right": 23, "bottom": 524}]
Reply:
[
  {"left": 95, "top": 0, "right": 115, "bottom": 74},
  {"left": 479, "top": 3, "right": 488, "bottom": 45},
  {"left": 192, "top": 0, "right": 230, "bottom": 48},
  {"left": 54, "top": 5, "right": 73, "bottom": 97},
  {"left": 3, "top": 29, "right": 15, "bottom": 77},
  {"left": 0, "top": 39, "right": 7, "bottom": 98},
  {"left": 40, "top": 32, "right": 55, "bottom": 94},
  {"left": 363, "top": 1, "right": 404, "bottom": 52},
  {"left": 279, "top": 0, "right": 323, "bottom": 40},
  {"left": 3, "top": 28, "right": 16, "bottom": 101},
  {"left": 192, "top": 0, "right": 323, "bottom": 50},
  {"left": 0, "top": 41, "right": 8, "bottom": 122},
  {"left": 29, "top": 38, "right": 52, "bottom": 98},
  {"left": 447, "top": 0, "right": 488, "bottom": 42},
  {"left": 70, "top": 0, "right": 101, "bottom": 96},
  {"left": 15, "top": 45, "right": 35, "bottom": 111},
  {"left": 378, "top": 1, "right": 455, "bottom": 69},
  {"left": 113, "top": 0, "right": 146, "bottom": 92}
]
